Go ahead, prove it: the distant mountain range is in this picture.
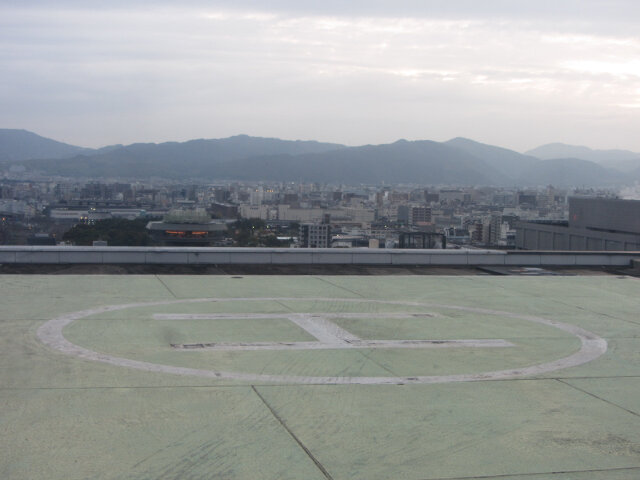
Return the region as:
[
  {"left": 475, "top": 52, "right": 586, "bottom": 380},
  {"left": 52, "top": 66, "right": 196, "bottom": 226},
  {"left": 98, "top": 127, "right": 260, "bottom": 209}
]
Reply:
[
  {"left": 526, "top": 143, "right": 640, "bottom": 173},
  {"left": 0, "top": 129, "right": 90, "bottom": 161},
  {"left": 210, "top": 139, "right": 515, "bottom": 185},
  {"left": 2, "top": 129, "right": 639, "bottom": 187}
]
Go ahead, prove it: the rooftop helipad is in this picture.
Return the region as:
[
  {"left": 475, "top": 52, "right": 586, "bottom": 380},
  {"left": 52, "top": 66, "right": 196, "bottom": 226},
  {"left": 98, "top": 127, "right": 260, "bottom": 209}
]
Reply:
[{"left": 2, "top": 274, "right": 639, "bottom": 479}]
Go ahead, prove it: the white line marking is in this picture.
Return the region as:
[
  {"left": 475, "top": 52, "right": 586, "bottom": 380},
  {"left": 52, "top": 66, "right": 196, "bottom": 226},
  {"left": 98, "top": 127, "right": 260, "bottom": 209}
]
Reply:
[
  {"left": 157, "top": 312, "right": 489, "bottom": 350},
  {"left": 155, "top": 312, "right": 363, "bottom": 344},
  {"left": 155, "top": 313, "right": 293, "bottom": 320},
  {"left": 287, "top": 314, "right": 361, "bottom": 344},
  {"left": 153, "top": 312, "right": 437, "bottom": 320},
  {"left": 171, "top": 339, "right": 515, "bottom": 351},
  {"left": 37, "top": 297, "right": 608, "bottom": 385}
]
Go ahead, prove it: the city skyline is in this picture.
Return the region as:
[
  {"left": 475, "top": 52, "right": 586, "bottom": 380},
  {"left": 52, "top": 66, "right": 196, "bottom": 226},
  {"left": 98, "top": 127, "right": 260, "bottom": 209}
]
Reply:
[{"left": 2, "top": 0, "right": 640, "bottom": 152}]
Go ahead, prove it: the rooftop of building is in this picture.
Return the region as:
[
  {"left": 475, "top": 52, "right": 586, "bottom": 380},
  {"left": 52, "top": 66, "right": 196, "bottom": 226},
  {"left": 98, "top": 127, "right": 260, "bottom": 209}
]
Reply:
[
  {"left": 145, "top": 220, "right": 230, "bottom": 232},
  {"left": 2, "top": 272, "right": 640, "bottom": 479}
]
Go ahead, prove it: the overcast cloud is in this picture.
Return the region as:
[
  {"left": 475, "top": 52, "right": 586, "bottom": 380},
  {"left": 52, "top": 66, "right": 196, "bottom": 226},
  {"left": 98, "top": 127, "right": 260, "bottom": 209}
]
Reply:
[{"left": 1, "top": 1, "right": 639, "bottom": 152}]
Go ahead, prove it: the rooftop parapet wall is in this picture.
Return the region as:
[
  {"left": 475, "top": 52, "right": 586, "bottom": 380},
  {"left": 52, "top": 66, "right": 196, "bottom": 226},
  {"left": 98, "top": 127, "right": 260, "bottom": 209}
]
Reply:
[{"left": 0, "top": 246, "right": 637, "bottom": 267}]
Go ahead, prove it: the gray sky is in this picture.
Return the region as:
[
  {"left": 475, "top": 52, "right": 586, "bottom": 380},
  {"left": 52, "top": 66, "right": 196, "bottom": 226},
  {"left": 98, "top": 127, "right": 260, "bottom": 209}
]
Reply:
[{"left": 2, "top": 0, "right": 640, "bottom": 152}]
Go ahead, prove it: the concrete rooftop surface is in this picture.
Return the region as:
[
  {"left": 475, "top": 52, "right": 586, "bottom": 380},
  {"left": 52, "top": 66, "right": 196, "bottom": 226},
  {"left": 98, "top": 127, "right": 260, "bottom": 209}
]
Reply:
[{"left": 1, "top": 274, "right": 639, "bottom": 479}]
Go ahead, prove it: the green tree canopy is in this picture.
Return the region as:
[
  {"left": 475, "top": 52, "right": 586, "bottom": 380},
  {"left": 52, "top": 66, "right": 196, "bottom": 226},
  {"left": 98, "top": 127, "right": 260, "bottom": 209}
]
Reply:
[{"left": 63, "top": 218, "right": 153, "bottom": 246}]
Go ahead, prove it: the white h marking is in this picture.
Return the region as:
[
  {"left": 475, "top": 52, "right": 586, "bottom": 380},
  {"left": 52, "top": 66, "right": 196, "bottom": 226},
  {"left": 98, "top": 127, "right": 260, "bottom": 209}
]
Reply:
[{"left": 154, "top": 313, "right": 514, "bottom": 351}]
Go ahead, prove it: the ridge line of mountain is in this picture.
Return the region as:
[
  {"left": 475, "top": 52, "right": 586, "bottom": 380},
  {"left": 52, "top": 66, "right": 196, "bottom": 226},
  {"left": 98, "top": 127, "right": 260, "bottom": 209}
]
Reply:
[{"left": 1, "top": 129, "right": 639, "bottom": 186}]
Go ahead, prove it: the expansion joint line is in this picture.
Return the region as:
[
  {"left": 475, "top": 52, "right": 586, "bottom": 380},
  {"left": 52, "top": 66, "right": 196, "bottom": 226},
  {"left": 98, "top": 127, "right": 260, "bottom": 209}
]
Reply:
[
  {"left": 555, "top": 379, "right": 640, "bottom": 417},
  {"left": 420, "top": 465, "right": 640, "bottom": 480},
  {"left": 355, "top": 349, "right": 398, "bottom": 376},
  {"left": 155, "top": 275, "right": 178, "bottom": 298},
  {"left": 313, "top": 276, "right": 366, "bottom": 298},
  {"left": 251, "top": 385, "right": 334, "bottom": 480},
  {"left": 274, "top": 299, "right": 295, "bottom": 312}
]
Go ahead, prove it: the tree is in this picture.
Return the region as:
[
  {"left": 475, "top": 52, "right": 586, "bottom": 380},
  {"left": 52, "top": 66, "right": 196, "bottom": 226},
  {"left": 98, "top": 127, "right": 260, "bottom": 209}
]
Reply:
[
  {"left": 63, "top": 218, "right": 153, "bottom": 246},
  {"left": 231, "top": 218, "right": 266, "bottom": 246}
]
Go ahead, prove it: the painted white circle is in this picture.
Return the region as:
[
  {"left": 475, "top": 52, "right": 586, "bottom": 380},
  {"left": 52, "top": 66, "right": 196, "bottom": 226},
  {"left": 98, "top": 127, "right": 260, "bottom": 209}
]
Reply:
[{"left": 37, "top": 297, "right": 607, "bottom": 385}]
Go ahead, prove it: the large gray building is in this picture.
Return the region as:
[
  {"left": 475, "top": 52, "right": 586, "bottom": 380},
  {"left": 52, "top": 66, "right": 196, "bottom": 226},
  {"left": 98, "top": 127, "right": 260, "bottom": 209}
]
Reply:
[{"left": 516, "top": 197, "right": 640, "bottom": 251}]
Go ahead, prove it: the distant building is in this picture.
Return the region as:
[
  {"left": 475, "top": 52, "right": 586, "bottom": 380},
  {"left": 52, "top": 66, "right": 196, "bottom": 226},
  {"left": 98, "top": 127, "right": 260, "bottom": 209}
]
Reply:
[
  {"left": 330, "top": 234, "right": 371, "bottom": 248},
  {"left": 397, "top": 206, "right": 431, "bottom": 225},
  {"left": 50, "top": 209, "right": 89, "bottom": 222},
  {"left": 439, "top": 189, "right": 467, "bottom": 204},
  {"left": 209, "top": 202, "right": 238, "bottom": 219},
  {"left": 424, "top": 191, "right": 439, "bottom": 203},
  {"left": 27, "top": 233, "right": 56, "bottom": 246},
  {"left": 517, "top": 192, "right": 537, "bottom": 207},
  {"left": 50, "top": 207, "right": 145, "bottom": 224},
  {"left": 299, "top": 223, "right": 331, "bottom": 248},
  {"left": 409, "top": 206, "right": 431, "bottom": 225},
  {"left": 470, "top": 222, "right": 486, "bottom": 244},
  {"left": 444, "top": 227, "right": 470, "bottom": 245},
  {"left": 283, "top": 193, "right": 299, "bottom": 205},
  {"left": 398, "top": 232, "right": 446, "bottom": 249},
  {"left": 516, "top": 197, "right": 640, "bottom": 250},
  {"left": 146, "top": 209, "right": 229, "bottom": 246},
  {"left": 488, "top": 215, "right": 516, "bottom": 247}
]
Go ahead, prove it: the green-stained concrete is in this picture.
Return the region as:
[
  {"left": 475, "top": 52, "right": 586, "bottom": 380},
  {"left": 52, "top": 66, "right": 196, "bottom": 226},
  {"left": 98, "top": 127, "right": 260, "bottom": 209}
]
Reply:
[
  {"left": 1, "top": 274, "right": 639, "bottom": 479},
  {"left": 254, "top": 381, "right": 640, "bottom": 479}
]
